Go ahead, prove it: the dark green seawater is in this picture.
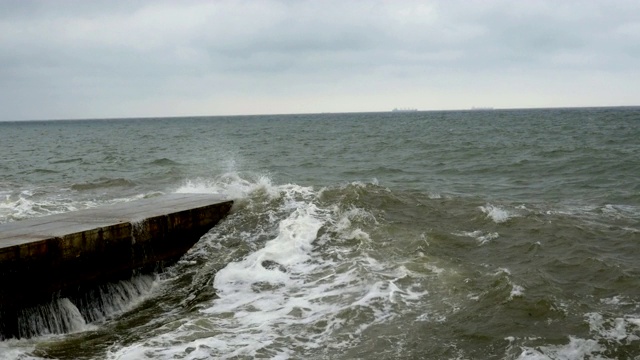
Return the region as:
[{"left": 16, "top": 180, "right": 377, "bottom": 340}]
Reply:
[{"left": 0, "top": 107, "right": 639, "bottom": 359}]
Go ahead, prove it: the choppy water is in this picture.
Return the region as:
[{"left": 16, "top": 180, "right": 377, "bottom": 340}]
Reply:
[{"left": 0, "top": 107, "right": 639, "bottom": 359}]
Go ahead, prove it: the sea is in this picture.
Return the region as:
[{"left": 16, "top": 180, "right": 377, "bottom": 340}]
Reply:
[{"left": 0, "top": 107, "right": 639, "bottom": 359}]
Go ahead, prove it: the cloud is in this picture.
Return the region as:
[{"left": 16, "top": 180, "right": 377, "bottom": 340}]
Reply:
[{"left": 0, "top": 0, "right": 638, "bottom": 120}]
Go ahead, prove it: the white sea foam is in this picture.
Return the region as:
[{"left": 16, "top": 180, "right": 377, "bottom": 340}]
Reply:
[
  {"left": 601, "top": 204, "right": 640, "bottom": 218},
  {"left": 0, "top": 341, "right": 42, "bottom": 360},
  {"left": 585, "top": 312, "right": 640, "bottom": 343},
  {"left": 0, "top": 172, "right": 281, "bottom": 224},
  {"left": 330, "top": 205, "right": 378, "bottom": 244},
  {"left": 488, "top": 268, "right": 526, "bottom": 301},
  {"left": 428, "top": 192, "right": 442, "bottom": 199},
  {"left": 211, "top": 204, "right": 323, "bottom": 295},
  {"left": 494, "top": 267, "right": 512, "bottom": 276},
  {"left": 456, "top": 230, "right": 499, "bottom": 245},
  {"left": 0, "top": 190, "right": 150, "bottom": 224},
  {"left": 425, "top": 264, "right": 445, "bottom": 275},
  {"left": 480, "top": 204, "right": 514, "bottom": 223},
  {"left": 509, "top": 284, "right": 525, "bottom": 299},
  {"left": 175, "top": 173, "right": 280, "bottom": 200},
  {"left": 544, "top": 203, "right": 640, "bottom": 226},
  {"left": 108, "top": 176, "right": 430, "bottom": 359},
  {"left": 599, "top": 295, "right": 632, "bottom": 306},
  {"left": 0, "top": 194, "right": 46, "bottom": 223},
  {"left": 517, "top": 337, "right": 606, "bottom": 360},
  {"left": 515, "top": 311, "right": 640, "bottom": 359}
]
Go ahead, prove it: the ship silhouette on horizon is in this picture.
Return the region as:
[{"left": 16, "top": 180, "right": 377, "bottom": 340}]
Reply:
[{"left": 392, "top": 107, "right": 418, "bottom": 112}]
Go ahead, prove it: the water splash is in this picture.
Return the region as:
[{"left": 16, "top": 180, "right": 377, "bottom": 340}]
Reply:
[
  {"left": 107, "top": 178, "right": 431, "bottom": 359},
  {"left": 480, "top": 204, "right": 515, "bottom": 223},
  {"left": 16, "top": 298, "right": 89, "bottom": 339},
  {"left": 6, "top": 275, "right": 158, "bottom": 340}
]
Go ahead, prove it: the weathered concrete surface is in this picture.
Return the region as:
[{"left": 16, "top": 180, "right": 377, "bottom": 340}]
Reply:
[{"left": 0, "top": 194, "right": 233, "bottom": 313}]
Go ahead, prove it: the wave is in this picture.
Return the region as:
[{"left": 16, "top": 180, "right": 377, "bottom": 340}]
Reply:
[
  {"left": 49, "top": 158, "right": 83, "bottom": 164},
  {"left": 3, "top": 171, "right": 640, "bottom": 358},
  {"left": 31, "top": 168, "right": 59, "bottom": 174},
  {"left": 0, "top": 190, "right": 150, "bottom": 224},
  {"left": 516, "top": 337, "right": 605, "bottom": 360},
  {"left": 148, "top": 158, "right": 181, "bottom": 166},
  {"left": 0, "top": 193, "right": 87, "bottom": 223},
  {"left": 107, "top": 175, "right": 432, "bottom": 359},
  {"left": 513, "top": 309, "right": 640, "bottom": 359},
  {"left": 479, "top": 203, "right": 517, "bottom": 223},
  {"left": 70, "top": 178, "right": 137, "bottom": 191},
  {"left": 455, "top": 230, "right": 499, "bottom": 245}
]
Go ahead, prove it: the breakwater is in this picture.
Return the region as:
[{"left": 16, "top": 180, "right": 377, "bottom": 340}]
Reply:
[{"left": 0, "top": 194, "right": 232, "bottom": 339}]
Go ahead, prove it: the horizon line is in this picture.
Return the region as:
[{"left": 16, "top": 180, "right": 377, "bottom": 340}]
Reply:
[{"left": 1, "top": 105, "right": 638, "bottom": 122}]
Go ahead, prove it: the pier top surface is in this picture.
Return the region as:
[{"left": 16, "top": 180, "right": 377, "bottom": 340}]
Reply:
[{"left": 0, "top": 193, "right": 232, "bottom": 249}]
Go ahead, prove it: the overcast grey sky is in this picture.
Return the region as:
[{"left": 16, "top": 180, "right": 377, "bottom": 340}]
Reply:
[{"left": 1, "top": 0, "right": 638, "bottom": 120}]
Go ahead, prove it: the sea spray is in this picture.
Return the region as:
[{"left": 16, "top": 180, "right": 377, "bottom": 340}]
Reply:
[{"left": 108, "top": 178, "right": 433, "bottom": 359}]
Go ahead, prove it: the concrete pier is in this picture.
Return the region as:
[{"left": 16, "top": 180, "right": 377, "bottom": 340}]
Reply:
[{"left": 0, "top": 193, "right": 232, "bottom": 337}]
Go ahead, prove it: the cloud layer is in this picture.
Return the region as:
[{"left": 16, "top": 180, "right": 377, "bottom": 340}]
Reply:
[{"left": 1, "top": 0, "right": 638, "bottom": 120}]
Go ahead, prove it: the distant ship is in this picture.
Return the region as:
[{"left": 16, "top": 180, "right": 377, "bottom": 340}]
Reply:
[
  {"left": 392, "top": 108, "right": 418, "bottom": 112},
  {"left": 471, "top": 107, "right": 494, "bottom": 111}
]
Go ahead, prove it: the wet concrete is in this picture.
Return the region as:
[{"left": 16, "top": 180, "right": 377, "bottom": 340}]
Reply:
[{"left": 0, "top": 194, "right": 232, "bottom": 337}]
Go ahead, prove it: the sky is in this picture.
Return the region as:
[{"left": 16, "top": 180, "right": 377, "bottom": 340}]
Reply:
[{"left": 0, "top": 0, "right": 638, "bottom": 121}]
